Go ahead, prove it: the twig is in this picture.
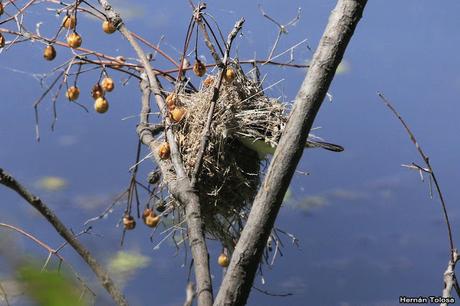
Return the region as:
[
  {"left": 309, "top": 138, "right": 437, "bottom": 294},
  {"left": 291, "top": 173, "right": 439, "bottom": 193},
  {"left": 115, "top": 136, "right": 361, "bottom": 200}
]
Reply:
[
  {"left": 252, "top": 286, "right": 293, "bottom": 297},
  {"left": 377, "top": 93, "right": 454, "bottom": 255},
  {"left": 258, "top": 5, "right": 303, "bottom": 61},
  {"left": 0, "top": 168, "right": 129, "bottom": 306},
  {"left": 377, "top": 92, "right": 457, "bottom": 304},
  {"left": 33, "top": 70, "right": 65, "bottom": 141},
  {"left": 193, "top": 3, "right": 223, "bottom": 66},
  {"left": 190, "top": 18, "right": 244, "bottom": 187},
  {"left": 0, "top": 222, "right": 96, "bottom": 299}
]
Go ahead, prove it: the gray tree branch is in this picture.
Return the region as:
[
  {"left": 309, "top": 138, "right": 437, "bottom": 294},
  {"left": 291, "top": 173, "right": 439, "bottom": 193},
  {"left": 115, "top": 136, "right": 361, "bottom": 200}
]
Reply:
[
  {"left": 0, "top": 168, "right": 129, "bottom": 306},
  {"left": 213, "top": 0, "right": 367, "bottom": 305},
  {"left": 97, "top": 2, "right": 213, "bottom": 305}
]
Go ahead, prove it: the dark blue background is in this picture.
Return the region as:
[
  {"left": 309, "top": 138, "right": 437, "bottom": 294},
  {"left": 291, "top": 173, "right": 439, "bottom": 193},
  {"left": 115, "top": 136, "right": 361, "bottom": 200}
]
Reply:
[{"left": 1, "top": 1, "right": 460, "bottom": 305}]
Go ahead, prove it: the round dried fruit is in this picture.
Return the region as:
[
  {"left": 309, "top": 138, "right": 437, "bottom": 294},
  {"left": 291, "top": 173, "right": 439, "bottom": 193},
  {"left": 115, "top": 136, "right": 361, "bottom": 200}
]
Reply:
[
  {"left": 102, "top": 20, "right": 116, "bottom": 34},
  {"left": 43, "top": 45, "right": 56, "bottom": 61},
  {"left": 144, "top": 212, "right": 160, "bottom": 228},
  {"left": 66, "top": 86, "right": 80, "bottom": 101},
  {"left": 218, "top": 253, "right": 230, "bottom": 267},
  {"left": 192, "top": 60, "right": 206, "bottom": 77},
  {"left": 101, "top": 77, "right": 114, "bottom": 92},
  {"left": 170, "top": 107, "right": 186, "bottom": 123},
  {"left": 62, "top": 15, "right": 76, "bottom": 30},
  {"left": 94, "top": 97, "right": 109, "bottom": 113},
  {"left": 0, "top": 33, "right": 5, "bottom": 48},
  {"left": 224, "top": 67, "right": 236, "bottom": 83},
  {"left": 67, "top": 32, "right": 82, "bottom": 49},
  {"left": 166, "top": 93, "right": 178, "bottom": 111},
  {"left": 91, "top": 83, "right": 104, "bottom": 100},
  {"left": 123, "top": 215, "right": 136, "bottom": 230},
  {"left": 158, "top": 142, "right": 170, "bottom": 160}
]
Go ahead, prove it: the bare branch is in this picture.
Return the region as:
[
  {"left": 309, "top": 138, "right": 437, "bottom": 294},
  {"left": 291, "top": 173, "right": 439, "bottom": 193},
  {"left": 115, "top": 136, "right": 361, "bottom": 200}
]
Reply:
[
  {"left": 378, "top": 93, "right": 457, "bottom": 303},
  {"left": 0, "top": 168, "right": 129, "bottom": 306},
  {"left": 378, "top": 93, "right": 454, "bottom": 254},
  {"left": 97, "top": 2, "right": 214, "bottom": 305},
  {"left": 214, "top": 1, "right": 367, "bottom": 304}
]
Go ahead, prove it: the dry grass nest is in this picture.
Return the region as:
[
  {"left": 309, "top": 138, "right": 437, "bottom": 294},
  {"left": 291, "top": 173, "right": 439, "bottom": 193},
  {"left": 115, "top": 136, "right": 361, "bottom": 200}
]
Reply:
[{"left": 163, "top": 62, "right": 288, "bottom": 251}]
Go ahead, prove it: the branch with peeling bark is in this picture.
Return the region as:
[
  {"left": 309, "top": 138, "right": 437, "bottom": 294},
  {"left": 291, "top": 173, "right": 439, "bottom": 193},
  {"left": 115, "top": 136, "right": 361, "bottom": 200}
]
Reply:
[
  {"left": 214, "top": 1, "right": 367, "bottom": 304},
  {"left": 0, "top": 168, "right": 129, "bottom": 306}
]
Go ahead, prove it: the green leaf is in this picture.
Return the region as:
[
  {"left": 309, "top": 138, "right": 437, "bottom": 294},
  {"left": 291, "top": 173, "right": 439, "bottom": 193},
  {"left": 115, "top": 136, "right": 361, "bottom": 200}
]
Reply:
[{"left": 18, "top": 265, "right": 87, "bottom": 306}]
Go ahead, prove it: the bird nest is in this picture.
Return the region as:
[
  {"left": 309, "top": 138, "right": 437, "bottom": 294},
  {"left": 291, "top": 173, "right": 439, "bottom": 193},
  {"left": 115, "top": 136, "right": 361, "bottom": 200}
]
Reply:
[{"left": 161, "top": 62, "right": 287, "bottom": 251}]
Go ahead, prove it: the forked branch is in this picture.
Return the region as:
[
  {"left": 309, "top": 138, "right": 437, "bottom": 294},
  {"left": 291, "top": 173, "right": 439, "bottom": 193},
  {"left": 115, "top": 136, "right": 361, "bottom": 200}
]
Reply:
[{"left": 377, "top": 93, "right": 458, "bottom": 304}]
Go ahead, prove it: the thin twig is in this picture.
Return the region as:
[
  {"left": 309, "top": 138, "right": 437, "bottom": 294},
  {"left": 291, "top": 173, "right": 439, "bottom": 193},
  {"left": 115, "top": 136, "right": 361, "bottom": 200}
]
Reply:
[
  {"left": 193, "top": 3, "right": 223, "bottom": 66},
  {"left": 0, "top": 222, "right": 96, "bottom": 300},
  {"left": 0, "top": 168, "right": 129, "bottom": 306},
  {"left": 190, "top": 18, "right": 245, "bottom": 187},
  {"left": 258, "top": 5, "right": 303, "bottom": 61},
  {"left": 252, "top": 286, "right": 293, "bottom": 297},
  {"left": 377, "top": 92, "right": 457, "bottom": 304},
  {"left": 377, "top": 93, "right": 454, "bottom": 255}
]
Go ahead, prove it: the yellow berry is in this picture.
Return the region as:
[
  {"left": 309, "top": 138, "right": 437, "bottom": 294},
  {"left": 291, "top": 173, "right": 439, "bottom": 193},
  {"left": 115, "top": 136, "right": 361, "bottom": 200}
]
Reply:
[
  {"left": 192, "top": 60, "right": 206, "bottom": 77},
  {"left": 224, "top": 67, "right": 236, "bottom": 83},
  {"left": 0, "top": 33, "right": 5, "bottom": 48},
  {"left": 144, "top": 212, "right": 160, "bottom": 228},
  {"left": 102, "top": 20, "right": 116, "bottom": 34},
  {"left": 101, "top": 77, "right": 114, "bottom": 92},
  {"left": 43, "top": 45, "right": 56, "bottom": 61},
  {"left": 91, "top": 83, "right": 104, "bottom": 100},
  {"left": 66, "top": 86, "right": 80, "bottom": 101},
  {"left": 166, "top": 93, "right": 177, "bottom": 111},
  {"left": 158, "top": 142, "right": 170, "bottom": 160},
  {"left": 170, "top": 107, "right": 186, "bottom": 123},
  {"left": 94, "top": 97, "right": 109, "bottom": 113},
  {"left": 62, "top": 15, "right": 76, "bottom": 30},
  {"left": 67, "top": 32, "right": 82, "bottom": 49},
  {"left": 218, "top": 253, "right": 229, "bottom": 267},
  {"left": 123, "top": 215, "right": 136, "bottom": 230}
]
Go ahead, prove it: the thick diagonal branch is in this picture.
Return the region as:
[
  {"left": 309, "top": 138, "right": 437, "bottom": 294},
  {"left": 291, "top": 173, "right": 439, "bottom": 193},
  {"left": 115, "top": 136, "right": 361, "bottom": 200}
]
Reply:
[
  {"left": 0, "top": 168, "right": 129, "bottom": 306},
  {"left": 214, "top": 1, "right": 367, "bottom": 305}
]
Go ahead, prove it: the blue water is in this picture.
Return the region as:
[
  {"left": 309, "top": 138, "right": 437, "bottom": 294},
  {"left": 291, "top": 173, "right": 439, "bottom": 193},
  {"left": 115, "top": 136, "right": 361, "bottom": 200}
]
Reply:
[{"left": 1, "top": 1, "right": 460, "bottom": 305}]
